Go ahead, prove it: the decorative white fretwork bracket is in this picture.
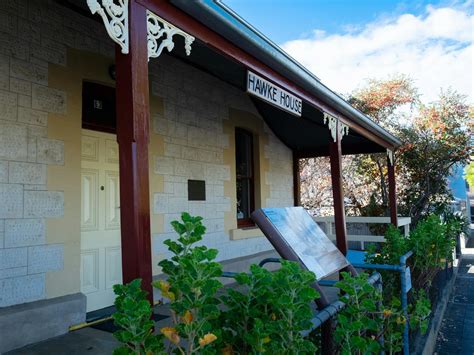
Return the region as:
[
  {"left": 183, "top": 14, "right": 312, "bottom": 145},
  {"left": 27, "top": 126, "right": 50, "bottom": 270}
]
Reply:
[
  {"left": 387, "top": 149, "right": 394, "bottom": 165},
  {"left": 323, "top": 112, "right": 349, "bottom": 142},
  {"left": 147, "top": 10, "right": 195, "bottom": 60},
  {"left": 87, "top": 0, "right": 129, "bottom": 54}
]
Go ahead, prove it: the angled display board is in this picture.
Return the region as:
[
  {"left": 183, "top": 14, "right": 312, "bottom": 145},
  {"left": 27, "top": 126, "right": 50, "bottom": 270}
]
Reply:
[{"left": 252, "top": 207, "right": 349, "bottom": 280}]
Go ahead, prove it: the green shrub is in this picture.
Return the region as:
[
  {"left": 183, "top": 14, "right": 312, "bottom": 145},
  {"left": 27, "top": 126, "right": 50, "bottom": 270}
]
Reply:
[
  {"left": 409, "top": 215, "right": 452, "bottom": 283},
  {"left": 409, "top": 290, "right": 431, "bottom": 335},
  {"left": 444, "top": 210, "right": 469, "bottom": 242},
  {"left": 365, "top": 213, "right": 463, "bottom": 345},
  {"left": 366, "top": 225, "right": 410, "bottom": 301},
  {"left": 155, "top": 212, "right": 223, "bottom": 354},
  {"left": 112, "top": 213, "right": 323, "bottom": 354},
  {"left": 367, "top": 213, "right": 456, "bottom": 292},
  {"left": 112, "top": 279, "right": 164, "bottom": 355},
  {"left": 335, "top": 272, "right": 408, "bottom": 355},
  {"left": 335, "top": 272, "right": 384, "bottom": 355},
  {"left": 221, "top": 260, "right": 319, "bottom": 354},
  {"left": 112, "top": 212, "right": 438, "bottom": 354}
]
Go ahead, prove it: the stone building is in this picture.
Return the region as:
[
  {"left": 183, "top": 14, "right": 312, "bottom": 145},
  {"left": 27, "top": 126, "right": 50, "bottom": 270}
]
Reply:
[{"left": 0, "top": 0, "right": 402, "bottom": 352}]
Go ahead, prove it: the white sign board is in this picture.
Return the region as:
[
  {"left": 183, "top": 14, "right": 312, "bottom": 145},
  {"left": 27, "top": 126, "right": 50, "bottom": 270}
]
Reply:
[
  {"left": 247, "top": 71, "right": 302, "bottom": 117},
  {"left": 261, "top": 207, "right": 349, "bottom": 280}
]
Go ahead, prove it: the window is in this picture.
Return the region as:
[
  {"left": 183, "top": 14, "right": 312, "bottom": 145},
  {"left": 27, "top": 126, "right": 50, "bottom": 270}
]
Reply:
[
  {"left": 235, "top": 128, "right": 255, "bottom": 227},
  {"left": 82, "top": 81, "right": 116, "bottom": 133}
]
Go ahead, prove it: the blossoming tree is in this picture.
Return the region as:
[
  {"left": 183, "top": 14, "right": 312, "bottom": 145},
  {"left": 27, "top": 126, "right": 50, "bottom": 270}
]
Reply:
[{"left": 301, "top": 75, "right": 472, "bottom": 224}]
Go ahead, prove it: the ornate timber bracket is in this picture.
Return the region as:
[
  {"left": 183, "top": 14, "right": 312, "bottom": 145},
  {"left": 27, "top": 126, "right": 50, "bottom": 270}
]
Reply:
[
  {"left": 87, "top": 0, "right": 129, "bottom": 54},
  {"left": 387, "top": 149, "right": 394, "bottom": 165},
  {"left": 86, "top": 2, "right": 195, "bottom": 59},
  {"left": 147, "top": 10, "right": 195, "bottom": 60},
  {"left": 323, "top": 112, "right": 349, "bottom": 142}
]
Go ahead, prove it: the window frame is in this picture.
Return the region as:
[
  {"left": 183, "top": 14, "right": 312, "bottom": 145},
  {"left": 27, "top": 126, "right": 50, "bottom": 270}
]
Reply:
[{"left": 235, "top": 127, "right": 256, "bottom": 228}]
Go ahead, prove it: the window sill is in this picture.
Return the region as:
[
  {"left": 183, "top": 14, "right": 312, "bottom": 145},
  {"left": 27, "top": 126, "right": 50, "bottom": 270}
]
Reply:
[{"left": 230, "top": 227, "right": 264, "bottom": 241}]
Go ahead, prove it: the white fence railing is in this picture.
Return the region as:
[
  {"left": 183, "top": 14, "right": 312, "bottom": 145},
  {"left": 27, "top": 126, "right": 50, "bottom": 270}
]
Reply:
[{"left": 313, "top": 216, "right": 411, "bottom": 250}]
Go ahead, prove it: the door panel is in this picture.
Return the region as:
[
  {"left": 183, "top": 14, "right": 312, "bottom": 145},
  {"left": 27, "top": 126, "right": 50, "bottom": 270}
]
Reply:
[
  {"left": 105, "top": 171, "right": 120, "bottom": 230},
  {"left": 81, "top": 135, "right": 99, "bottom": 162},
  {"left": 105, "top": 139, "right": 119, "bottom": 164},
  {"left": 80, "top": 130, "right": 122, "bottom": 312},
  {"left": 105, "top": 246, "right": 122, "bottom": 289},
  {"left": 81, "top": 169, "right": 99, "bottom": 231},
  {"left": 80, "top": 249, "right": 99, "bottom": 294}
]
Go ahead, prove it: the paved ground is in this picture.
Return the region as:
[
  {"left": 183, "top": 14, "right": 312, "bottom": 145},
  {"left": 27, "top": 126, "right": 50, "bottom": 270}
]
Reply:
[
  {"left": 434, "top": 256, "right": 474, "bottom": 355},
  {"left": 6, "top": 327, "right": 119, "bottom": 355}
]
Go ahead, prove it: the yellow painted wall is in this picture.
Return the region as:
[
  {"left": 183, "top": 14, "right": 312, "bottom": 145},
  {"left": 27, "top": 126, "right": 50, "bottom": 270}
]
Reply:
[{"left": 45, "top": 49, "right": 115, "bottom": 298}]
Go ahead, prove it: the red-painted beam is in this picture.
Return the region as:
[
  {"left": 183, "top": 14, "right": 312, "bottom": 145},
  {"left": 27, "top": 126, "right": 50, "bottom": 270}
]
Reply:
[{"left": 115, "top": 0, "right": 153, "bottom": 302}]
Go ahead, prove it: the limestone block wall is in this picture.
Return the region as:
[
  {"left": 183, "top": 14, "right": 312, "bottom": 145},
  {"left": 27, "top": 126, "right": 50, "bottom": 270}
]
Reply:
[
  {"left": 0, "top": 0, "right": 294, "bottom": 307},
  {"left": 148, "top": 55, "right": 294, "bottom": 264},
  {"left": 264, "top": 128, "right": 294, "bottom": 208},
  {"left": 0, "top": 0, "right": 114, "bottom": 307}
]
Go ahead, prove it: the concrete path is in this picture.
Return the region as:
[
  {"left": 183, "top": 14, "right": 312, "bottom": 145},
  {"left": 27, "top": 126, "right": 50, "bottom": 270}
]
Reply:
[
  {"left": 434, "top": 256, "right": 474, "bottom": 355},
  {"left": 6, "top": 327, "right": 119, "bottom": 355}
]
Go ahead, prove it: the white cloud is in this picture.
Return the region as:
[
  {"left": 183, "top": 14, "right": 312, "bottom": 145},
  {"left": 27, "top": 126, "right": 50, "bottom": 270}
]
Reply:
[{"left": 281, "top": 4, "right": 473, "bottom": 103}]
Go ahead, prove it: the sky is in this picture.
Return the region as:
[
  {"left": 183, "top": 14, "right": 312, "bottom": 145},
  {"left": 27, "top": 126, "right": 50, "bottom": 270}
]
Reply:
[{"left": 224, "top": 0, "right": 473, "bottom": 103}]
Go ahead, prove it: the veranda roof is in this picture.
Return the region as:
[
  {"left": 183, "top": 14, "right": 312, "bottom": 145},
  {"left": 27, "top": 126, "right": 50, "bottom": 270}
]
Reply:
[
  {"left": 169, "top": 0, "right": 402, "bottom": 156},
  {"left": 67, "top": 0, "right": 401, "bottom": 156}
]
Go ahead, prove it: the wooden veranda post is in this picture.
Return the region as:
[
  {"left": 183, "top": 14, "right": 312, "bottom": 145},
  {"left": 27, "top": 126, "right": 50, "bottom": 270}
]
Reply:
[
  {"left": 329, "top": 124, "right": 348, "bottom": 256},
  {"left": 115, "top": 1, "right": 153, "bottom": 302},
  {"left": 293, "top": 151, "right": 301, "bottom": 206},
  {"left": 387, "top": 152, "right": 398, "bottom": 226}
]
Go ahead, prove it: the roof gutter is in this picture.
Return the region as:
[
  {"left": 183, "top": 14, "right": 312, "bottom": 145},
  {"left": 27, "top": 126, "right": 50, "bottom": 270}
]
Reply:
[{"left": 169, "top": 0, "right": 402, "bottom": 148}]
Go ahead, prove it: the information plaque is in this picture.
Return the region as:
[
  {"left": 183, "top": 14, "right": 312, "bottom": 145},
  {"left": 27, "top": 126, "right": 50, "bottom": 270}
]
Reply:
[{"left": 257, "top": 207, "right": 349, "bottom": 280}]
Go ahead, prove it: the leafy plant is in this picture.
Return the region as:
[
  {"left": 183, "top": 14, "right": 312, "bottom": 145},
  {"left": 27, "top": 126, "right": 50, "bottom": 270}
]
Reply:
[
  {"left": 382, "top": 297, "right": 406, "bottom": 355},
  {"left": 409, "top": 290, "right": 431, "bottom": 335},
  {"left": 409, "top": 215, "right": 454, "bottom": 289},
  {"left": 365, "top": 215, "right": 446, "bottom": 349},
  {"left": 366, "top": 225, "right": 410, "bottom": 301},
  {"left": 266, "top": 261, "right": 319, "bottom": 353},
  {"left": 368, "top": 213, "right": 457, "bottom": 293},
  {"left": 443, "top": 210, "right": 469, "bottom": 241},
  {"left": 155, "top": 212, "right": 223, "bottom": 354},
  {"left": 112, "top": 212, "right": 436, "bottom": 354},
  {"left": 112, "top": 279, "right": 164, "bottom": 355},
  {"left": 220, "top": 263, "right": 273, "bottom": 353},
  {"left": 221, "top": 260, "right": 319, "bottom": 354},
  {"left": 335, "top": 272, "right": 410, "bottom": 355},
  {"left": 334, "top": 272, "right": 383, "bottom": 355}
]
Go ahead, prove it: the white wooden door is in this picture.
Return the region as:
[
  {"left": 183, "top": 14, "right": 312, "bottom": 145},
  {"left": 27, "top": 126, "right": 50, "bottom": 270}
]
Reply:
[{"left": 80, "top": 129, "right": 122, "bottom": 312}]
